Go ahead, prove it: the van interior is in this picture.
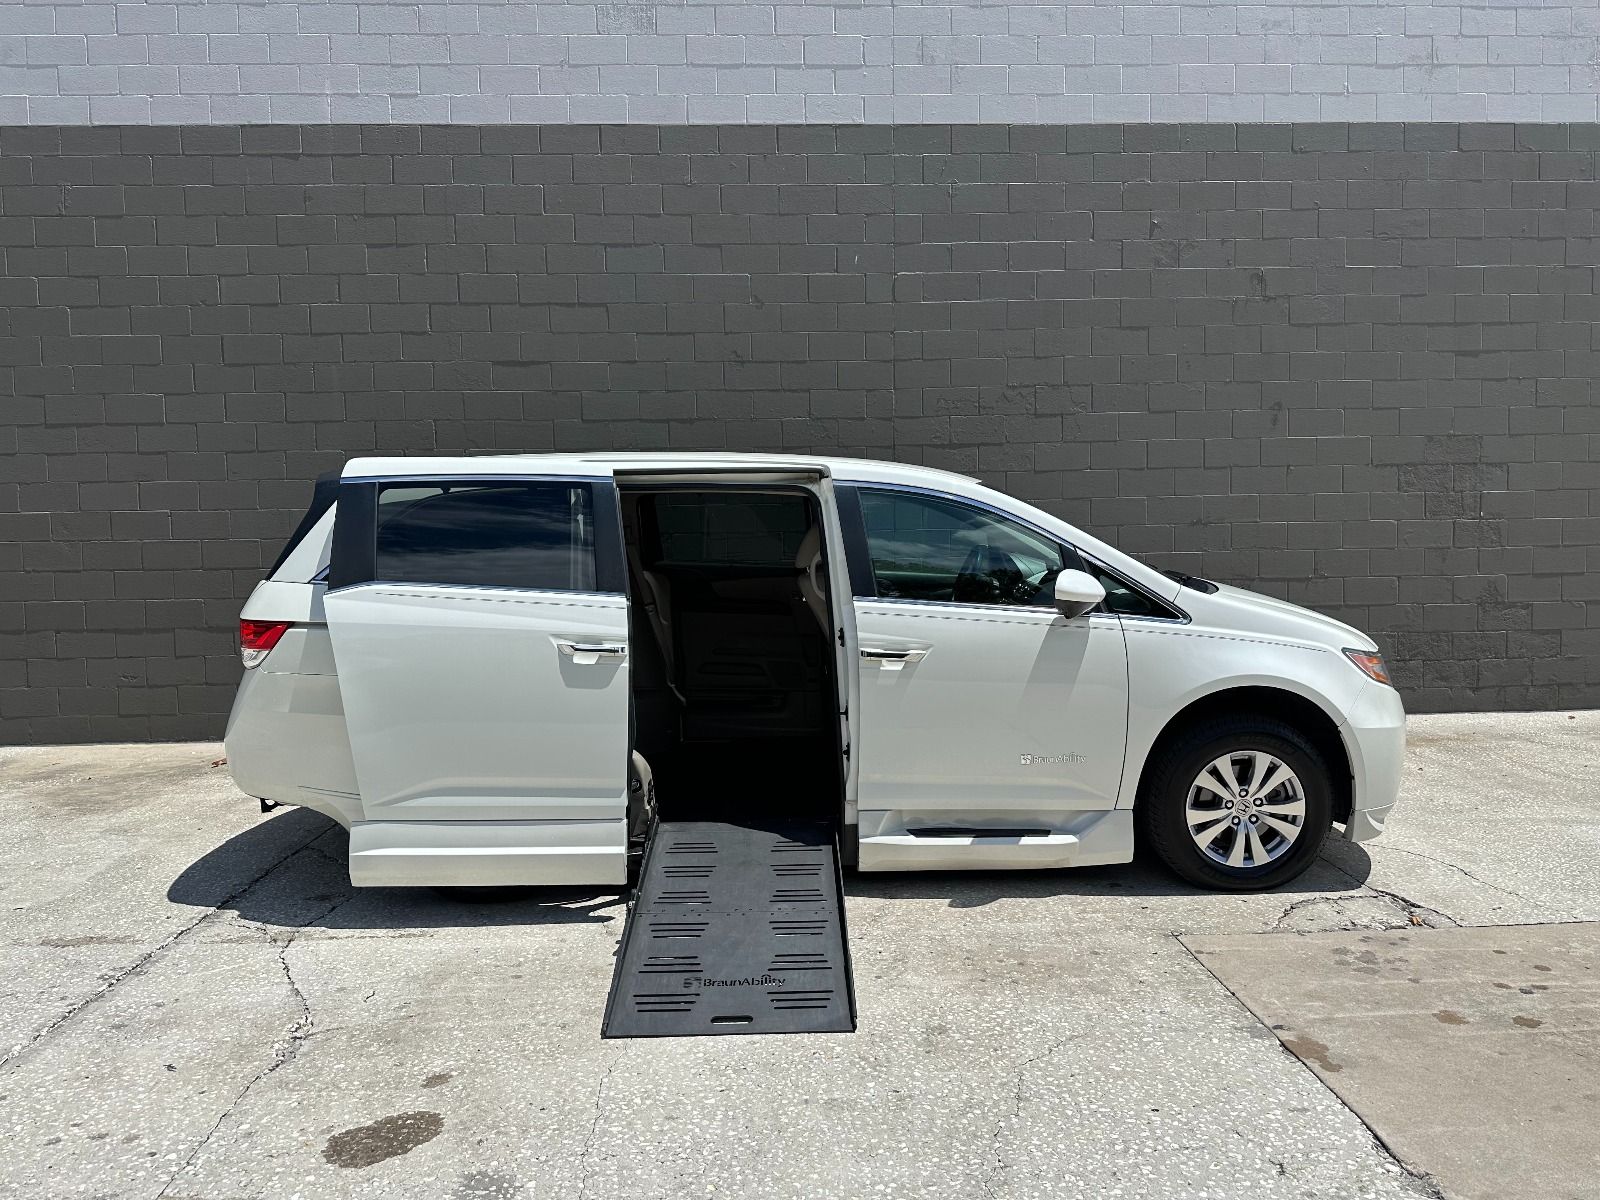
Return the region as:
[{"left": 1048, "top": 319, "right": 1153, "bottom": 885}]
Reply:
[{"left": 619, "top": 485, "right": 845, "bottom": 830}]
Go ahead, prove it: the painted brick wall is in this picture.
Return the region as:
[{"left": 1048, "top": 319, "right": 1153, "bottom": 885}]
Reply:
[
  {"left": 3, "top": 2, "right": 1599, "bottom": 124},
  {"left": 2, "top": 122, "right": 1596, "bottom": 742}
]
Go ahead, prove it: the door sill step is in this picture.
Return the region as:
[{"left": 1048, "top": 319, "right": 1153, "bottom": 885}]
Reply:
[
  {"left": 346, "top": 818, "right": 627, "bottom": 887},
  {"left": 857, "top": 810, "right": 1134, "bottom": 871}
]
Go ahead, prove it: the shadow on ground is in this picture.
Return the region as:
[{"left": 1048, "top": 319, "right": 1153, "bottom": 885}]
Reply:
[
  {"left": 170, "top": 803, "right": 1376, "bottom": 928},
  {"left": 847, "top": 844, "right": 1373, "bottom": 908},
  {"left": 168, "top": 806, "right": 624, "bottom": 931}
]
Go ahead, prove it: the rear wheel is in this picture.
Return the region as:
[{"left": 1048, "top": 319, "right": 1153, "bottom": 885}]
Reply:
[{"left": 1138, "top": 716, "right": 1332, "bottom": 891}]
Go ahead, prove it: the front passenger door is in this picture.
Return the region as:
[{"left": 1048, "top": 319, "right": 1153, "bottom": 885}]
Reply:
[{"left": 843, "top": 486, "right": 1129, "bottom": 845}]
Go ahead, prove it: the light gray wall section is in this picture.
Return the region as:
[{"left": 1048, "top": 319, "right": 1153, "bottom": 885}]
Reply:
[
  {"left": 2, "top": 121, "right": 1598, "bottom": 743},
  {"left": 3, "top": 2, "right": 1599, "bottom": 124}
]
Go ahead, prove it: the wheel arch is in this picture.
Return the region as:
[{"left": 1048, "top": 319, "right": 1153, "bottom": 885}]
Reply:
[{"left": 1131, "top": 685, "right": 1354, "bottom": 825}]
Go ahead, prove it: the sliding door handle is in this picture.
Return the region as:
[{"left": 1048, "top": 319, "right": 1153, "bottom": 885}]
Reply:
[
  {"left": 860, "top": 646, "right": 928, "bottom": 671},
  {"left": 555, "top": 640, "right": 628, "bottom": 665}
]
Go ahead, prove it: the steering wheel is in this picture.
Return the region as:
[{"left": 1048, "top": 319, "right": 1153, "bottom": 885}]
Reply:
[{"left": 953, "top": 543, "right": 1025, "bottom": 604}]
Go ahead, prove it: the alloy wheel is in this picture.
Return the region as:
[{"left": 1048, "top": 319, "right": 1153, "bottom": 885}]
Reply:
[{"left": 1184, "top": 750, "right": 1307, "bottom": 870}]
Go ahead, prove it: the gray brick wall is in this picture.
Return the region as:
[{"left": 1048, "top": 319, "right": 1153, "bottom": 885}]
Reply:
[
  {"left": 4, "top": 1, "right": 1599, "bottom": 124},
  {"left": 2, "top": 121, "right": 1598, "bottom": 742}
]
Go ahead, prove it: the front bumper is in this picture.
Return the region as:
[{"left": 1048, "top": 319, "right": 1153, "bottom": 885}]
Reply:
[
  {"left": 1345, "top": 801, "right": 1394, "bottom": 842},
  {"left": 1337, "top": 680, "right": 1406, "bottom": 843}
]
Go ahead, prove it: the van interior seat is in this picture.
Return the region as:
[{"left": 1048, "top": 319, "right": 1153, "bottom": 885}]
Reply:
[{"left": 795, "top": 525, "right": 830, "bottom": 634}]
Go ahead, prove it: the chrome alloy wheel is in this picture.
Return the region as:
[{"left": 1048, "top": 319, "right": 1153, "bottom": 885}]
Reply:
[{"left": 1184, "top": 751, "right": 1307, "bottom": 870}]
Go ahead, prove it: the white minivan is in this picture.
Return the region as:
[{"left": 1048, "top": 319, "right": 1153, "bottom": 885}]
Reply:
[{"left": 225, "top": 453, "right": 1403, "bottom": 893}]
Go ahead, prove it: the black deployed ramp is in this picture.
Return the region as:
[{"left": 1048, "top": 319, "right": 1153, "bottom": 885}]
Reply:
[{"left": 602, "top": 820, "right": 856, "bottom": 1038}]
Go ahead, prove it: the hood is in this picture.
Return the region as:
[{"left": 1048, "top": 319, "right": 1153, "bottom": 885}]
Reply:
[{"left": 1197, "top": 582, "right": 1378, "bottom": 652}]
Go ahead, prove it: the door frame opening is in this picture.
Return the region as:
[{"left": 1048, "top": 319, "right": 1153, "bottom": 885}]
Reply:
[{"left": 614, "top": 473, "right": 854, "bottom": 851}]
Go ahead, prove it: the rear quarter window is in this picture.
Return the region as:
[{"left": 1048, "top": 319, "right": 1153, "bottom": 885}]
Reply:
[{"left": 267, "top": 471, "right": 340, "bottom": 580}]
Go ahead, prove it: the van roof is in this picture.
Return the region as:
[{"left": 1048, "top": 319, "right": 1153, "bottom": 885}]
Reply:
[{"left": 340, "top": 452, "right": 981, "bottom": 489}]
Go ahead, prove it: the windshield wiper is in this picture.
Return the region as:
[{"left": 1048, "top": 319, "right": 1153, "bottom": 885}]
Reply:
[{"left": 1161, "top": 568, "right": 1219, "bottom": 594}]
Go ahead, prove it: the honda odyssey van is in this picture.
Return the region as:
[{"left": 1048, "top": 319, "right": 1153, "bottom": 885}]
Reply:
[{"left": 225, "top": 453, "right": 1404, "bottom": 893}]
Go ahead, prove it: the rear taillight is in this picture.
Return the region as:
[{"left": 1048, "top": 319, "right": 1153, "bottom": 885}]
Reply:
[{"left": 240, "top": 619, "right": 292, "bottom": 668}]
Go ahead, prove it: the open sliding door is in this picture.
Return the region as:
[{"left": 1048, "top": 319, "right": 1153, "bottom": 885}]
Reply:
[{"left": 324, "top": 473, "right": 633, "bottom": 887}]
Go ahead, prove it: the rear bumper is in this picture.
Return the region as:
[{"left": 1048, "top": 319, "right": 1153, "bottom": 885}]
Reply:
[
  {"left": 1338, "top": 682, "right": 1406, "bottom": 843},
  {"left": 223, "top": 659, "right": 361, "bottom": 827}
]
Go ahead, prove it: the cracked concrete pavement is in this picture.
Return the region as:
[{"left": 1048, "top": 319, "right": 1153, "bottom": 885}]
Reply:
[{"left": 2, "top": 711, "right": 1596, "bottom": 1199}]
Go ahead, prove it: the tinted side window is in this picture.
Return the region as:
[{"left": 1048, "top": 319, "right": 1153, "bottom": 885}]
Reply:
[
  {"left": 375, "top": 481, "right": 597, "bottom": 592},
  {"left": 857, "top": 489, "right": 1071, "bottom": 608},
  {"left": 650, "top": 493, "right": 809, "bottom": 567},
  {"left": 1088, "top": 565, "right": 1167, "bottom": 618}
]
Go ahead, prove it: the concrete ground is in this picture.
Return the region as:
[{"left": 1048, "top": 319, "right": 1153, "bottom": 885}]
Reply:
[
  {"left": 2, "top": 711, "right": 1597, "bottom": 1200},
  {"left": 1187, "top": 923, "right": 1600, "bottom": 1200}
]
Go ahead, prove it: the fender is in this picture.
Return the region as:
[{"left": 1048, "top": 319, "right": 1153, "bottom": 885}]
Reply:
[{"left": 1114, "top": 659, "right": 1358, "bottom": 811}]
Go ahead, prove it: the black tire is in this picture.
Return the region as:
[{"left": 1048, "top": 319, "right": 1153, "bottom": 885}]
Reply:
[{"left": 1137, "top": 715, "right": 1333, "bottom": 891}]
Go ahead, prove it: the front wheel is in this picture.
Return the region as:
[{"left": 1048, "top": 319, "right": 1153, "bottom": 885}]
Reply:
[{"left": 1138, "top": 717, "right": 1333, "bottom": 891}]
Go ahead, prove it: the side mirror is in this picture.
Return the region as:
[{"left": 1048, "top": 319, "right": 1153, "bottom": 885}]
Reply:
[{"left": 1053, "top": 569, "right": 1106, "bottom": 620}]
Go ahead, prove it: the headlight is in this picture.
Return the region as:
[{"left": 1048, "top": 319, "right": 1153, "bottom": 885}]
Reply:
[{"left": 1343, "top": 648, "right": 1392, "bottom": 686}]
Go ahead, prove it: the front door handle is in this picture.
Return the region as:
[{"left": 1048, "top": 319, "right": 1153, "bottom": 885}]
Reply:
[
  {"left": 860, "top": 646, "right": 928, "bottom": 672},
  {"left": 555, "top": 640, "right": 628, "bottom": 665}
]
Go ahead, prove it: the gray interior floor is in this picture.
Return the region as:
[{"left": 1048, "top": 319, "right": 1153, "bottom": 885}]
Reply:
[{"left": 2, "top": 710, "right": 1597, "bottom": 1199}]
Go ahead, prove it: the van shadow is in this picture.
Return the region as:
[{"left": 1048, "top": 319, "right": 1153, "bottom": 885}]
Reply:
[
  {"left": 168, "top": 806, "right": 626, "bottom": 931},
  {"left": 171, "top": 805, "right": 1376, "bottom": 927},
  {"left": 845, "top": 841, "right": 1374, "bottom": 909}
]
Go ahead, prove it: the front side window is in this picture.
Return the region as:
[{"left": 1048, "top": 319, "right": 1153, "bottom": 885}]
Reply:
[
  {"left": 374, "top": 481, "right": 597, "bottom": 592},
  {"left": 1087, "top": 564, "right": 1170, "bottom": 618},
  {"left": 857, "top": 488, "right": 1072, "bottom": 608}
]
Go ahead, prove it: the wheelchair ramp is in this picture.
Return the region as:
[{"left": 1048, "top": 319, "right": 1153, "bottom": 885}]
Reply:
[{"left": 602, "top": 820, "right": 857, "bottom": 1038}]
